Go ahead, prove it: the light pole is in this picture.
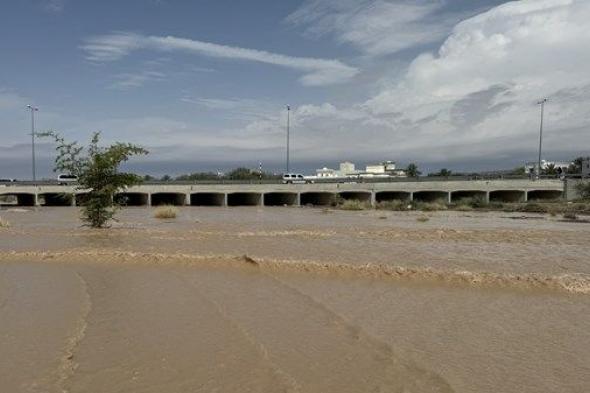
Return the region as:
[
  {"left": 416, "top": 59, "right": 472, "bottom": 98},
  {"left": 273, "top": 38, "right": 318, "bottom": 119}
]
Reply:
[
  {"left": 286, "top": 105, "right": 290, "bottom": 174},
  {"left": 27, "top": 105, "right": 39, "bottom": 182},
  {"left": 536, "top": 98, "right": 548, "bottom": 179}
]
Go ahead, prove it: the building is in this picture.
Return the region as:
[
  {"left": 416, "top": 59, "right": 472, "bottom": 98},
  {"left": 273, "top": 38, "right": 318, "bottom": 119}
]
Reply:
[
  {"left": 314, "top": 160, "right": 406, "bottom": 179},
  {"left": 524, "top": 160, "right": 571, "bottom": 175},
  {"left": 583, "top": 159, "right": 590, "bottom": 177}
]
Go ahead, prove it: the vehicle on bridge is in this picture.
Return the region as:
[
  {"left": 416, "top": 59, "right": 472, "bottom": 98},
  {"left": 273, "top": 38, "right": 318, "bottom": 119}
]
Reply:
[
  {"left": 282, "top": 173, "right": 313, "bottom": 184},
  {"left": 57, "top": 174, "right": 78, "bottom": 185},
  {"left": 0, "top": 178, "right": 16, "bottom": 184}
]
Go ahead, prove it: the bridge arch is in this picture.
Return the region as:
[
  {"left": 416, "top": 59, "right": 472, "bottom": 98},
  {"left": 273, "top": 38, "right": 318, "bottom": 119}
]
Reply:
[
  {"left": 263, "top": 192, "right": 298, "bottom": 206},
  {"left": 489, "top": 190, "right": 526, "bottom": 203},
  {"left": 527, "top": 190, "right": 563, "bottom": 201}
]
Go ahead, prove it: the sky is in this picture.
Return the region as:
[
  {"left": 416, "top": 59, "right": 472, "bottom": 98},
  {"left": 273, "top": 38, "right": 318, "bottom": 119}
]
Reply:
[{"left": 1, "top": 0, "right": 589, "bottom": 178}]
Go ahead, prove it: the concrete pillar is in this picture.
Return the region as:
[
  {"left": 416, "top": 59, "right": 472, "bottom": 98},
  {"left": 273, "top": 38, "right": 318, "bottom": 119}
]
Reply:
[
  {"left": 370, "top": 192, "right": 377, "bottom": 207},
  {"left": 147, "top": 193, "right": 152, "bottom": 207},
  {"left": 409, "top": 192, "right": 414, "bottom": 202},
  {"left": 71, "top": 194, "right": 76, "bottom": 206},
  {"left": 447, "top": 192, "right": 452, "bottom": 204},
  {"left": 33, "top": 193, "right": 40, "bottom": 207},
  {"left": 259, "top": 193, "right": 264, "bottom": 206},
  {"left": 295, "top": 193, "right": 301, "bottom": 207},
  {"left": 485, "top": 191, "right": 490, "bottom": 204},
  {"left": 523, "top": 191, "right": 528, "bottom": 202},
  {"left": 222, "top": 193, "right": 228, "bottom": 207},
  {"left": 184, "top": 193, "right": 191, "bottom": 206}
]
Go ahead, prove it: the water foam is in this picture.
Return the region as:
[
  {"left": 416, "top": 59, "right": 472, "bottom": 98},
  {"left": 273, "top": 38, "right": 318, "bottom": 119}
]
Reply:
[{"left": 1, "top": 250, "right": 588, "bottom": 294}]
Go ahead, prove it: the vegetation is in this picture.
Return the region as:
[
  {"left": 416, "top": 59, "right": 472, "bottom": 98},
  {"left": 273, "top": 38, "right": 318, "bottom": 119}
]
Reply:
[
  {"left": 376, "top": 200, "right": 410, "bottom": 211},
  {"left": 40, "top": 131, "right": 148, "bottom": 228},
  {"left": 575, "top": 182, "right": 590, "bottom": 199},
  {"left": 416, "top": 215, "right": 430, "bottom": 222},
  {"left": 406, "top": 163, "right": 421, "bottom": 177},
  {"left": 154, "top": 205, "right": 179, "bottom": 219},
  {"left": 568, "top": 156, "right": 590, "bottom": 174},
  {"left": 0, "top": 216, "right": 10, "bottom": 228},
  {"left": 429, "top": 168, "right": 452, "bottom": 177},
  {"left": 156, "top": 167, "right": 280, "bottom": 182},
  {"left": 338, "top": 199, "right": 370, "bottom": 211},
  {"left": 563, "top": 211, "right": 578, "bottom": 221},
  {"left": 414, "top": 201, "right": 448, "bottom": 211}
]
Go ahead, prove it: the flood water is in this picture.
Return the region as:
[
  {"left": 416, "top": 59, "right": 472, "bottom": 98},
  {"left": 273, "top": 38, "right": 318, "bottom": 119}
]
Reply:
[{"left": 1, "top": 207, "right": 589, "bottom": 392}]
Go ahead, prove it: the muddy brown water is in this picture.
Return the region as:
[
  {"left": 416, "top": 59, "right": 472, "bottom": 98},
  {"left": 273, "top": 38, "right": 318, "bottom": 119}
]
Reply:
[{"left": 0, "top": 207, "right": 589, "bottom": 392}]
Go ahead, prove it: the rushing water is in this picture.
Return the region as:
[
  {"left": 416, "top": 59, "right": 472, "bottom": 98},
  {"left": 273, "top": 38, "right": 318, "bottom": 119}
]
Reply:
[{"left": 1, "top": 207, "right": 589, "bottom": 392}]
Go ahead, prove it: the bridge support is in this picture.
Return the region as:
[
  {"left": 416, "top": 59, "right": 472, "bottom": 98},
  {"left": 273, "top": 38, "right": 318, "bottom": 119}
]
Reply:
[
  {"left": 263, "top": 192, "right": 299, "bottom": 206},
  {"left": 190, "top": 193, "right": 226, "bottom": 206}
]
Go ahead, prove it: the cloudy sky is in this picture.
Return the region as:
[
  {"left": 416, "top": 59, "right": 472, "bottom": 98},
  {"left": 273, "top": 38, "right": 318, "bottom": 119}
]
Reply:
[{"left": 1, "top": 0, "right": 589, "bottom": 178}]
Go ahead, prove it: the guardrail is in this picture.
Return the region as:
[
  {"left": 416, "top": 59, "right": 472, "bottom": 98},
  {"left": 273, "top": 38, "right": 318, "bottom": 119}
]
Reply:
[{"left": 0, "top": 174, "right": 569, "bottom": 187}]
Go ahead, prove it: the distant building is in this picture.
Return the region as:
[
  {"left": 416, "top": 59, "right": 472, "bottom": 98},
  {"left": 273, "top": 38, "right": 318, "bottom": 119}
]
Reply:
[
  {"left": 314, "top": 160, "right": 406, "bottom": 179},
  {"left": 524, "top": 160, "right": 571, "bottom": 175},
  {"left": 315, "top": 167, "right": 337, "bottom": 178},
  {"left": 582, "top": 159, "right": 590, "bottom": 177}
]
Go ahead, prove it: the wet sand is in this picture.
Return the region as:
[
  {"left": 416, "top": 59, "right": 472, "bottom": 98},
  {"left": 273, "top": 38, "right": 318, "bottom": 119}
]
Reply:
[{"left": 1, "top": 207, "right": 589, "bottom": 392}]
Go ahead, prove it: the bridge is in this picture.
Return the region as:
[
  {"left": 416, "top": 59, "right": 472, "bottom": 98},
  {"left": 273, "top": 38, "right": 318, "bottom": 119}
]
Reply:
[{"left": 0, "top": 179, "right": 565, "bottom": 207}]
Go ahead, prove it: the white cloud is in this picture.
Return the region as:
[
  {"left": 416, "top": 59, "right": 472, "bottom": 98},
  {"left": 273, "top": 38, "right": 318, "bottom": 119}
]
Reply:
[
  {"left": 43, "top": 0, "right": 66, "bottom": 13},
  {"left": 255, "top": 0, "right": 590, "bottom": 166},
  {"left": 81, "top": 32, "right": 359, "bottom": 86},
  {"left": 109, "top": 70, "right": 166, "bottom": 90},
  {"left": 286, "top": 0, "right": 469, "bottom": 56}
]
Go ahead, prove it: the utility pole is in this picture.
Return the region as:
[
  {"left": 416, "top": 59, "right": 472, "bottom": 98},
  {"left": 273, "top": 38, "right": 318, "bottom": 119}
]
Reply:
[
  {"left": 286, "top": 105, "right": 290, "bottom": 174},
  {"left": 536, "top": 98, "right": 548, "bottom": 180},
  {"left": 27, "top": 105, "right": 39, "bottom": 182}
]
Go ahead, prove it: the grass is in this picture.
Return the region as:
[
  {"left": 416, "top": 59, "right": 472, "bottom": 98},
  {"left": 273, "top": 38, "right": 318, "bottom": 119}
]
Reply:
[
  {"left": 338, "top": 199, "right": 370, "bottom": 211},
  {"left": 414, "top": 201, "right": 448, "bottom": 211},
  {"left": 154, "top": 205, "right": 179, "bottom": 219},
  {"left": 563, "top": 211, "right": 578, "bottom": 221},
  {"left": 376, "top": 200, "right": 410, "bottom": 211},
  {"left": 416, "top": 215, "right": 430, "bottom": 222},
  {"left": 0, "top": 216, "right": 10, "bottom": 228}
]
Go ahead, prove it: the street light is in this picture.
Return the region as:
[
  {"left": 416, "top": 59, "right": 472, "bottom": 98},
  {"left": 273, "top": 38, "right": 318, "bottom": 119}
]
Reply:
[
  {"left": 536, "top": 98, "right": 548, "bottom": 179},
  {"left": 26, "top": 105, "right": 39, "bottom": 182},
  {"left": 286, "top": 105, "right": 291, "bottom": 174}
]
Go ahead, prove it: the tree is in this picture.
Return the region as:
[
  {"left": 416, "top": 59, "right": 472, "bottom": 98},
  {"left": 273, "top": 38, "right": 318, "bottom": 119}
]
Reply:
[
  {"left": 406, "top": 163, "right": 421, "bottom": 177},
  {"left": 568, "top": 157, "right": 589, "bottom": 174},
  {"left": 542, "top": 163, "right": 558, "bottom": 176},
  {"left": 40, "top": 131, "right": 148, "bottom": 228},
  {"left": 439, "top": 168, "right": 452, "bottom": 177}
]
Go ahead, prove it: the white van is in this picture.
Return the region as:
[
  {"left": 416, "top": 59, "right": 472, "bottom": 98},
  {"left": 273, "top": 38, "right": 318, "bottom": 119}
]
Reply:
[
  {"left": 282, "top": 173, "right": 311, "bottom": 184},
  {"left": 57, "top": 174, "right": 78, "bottom": 185}
]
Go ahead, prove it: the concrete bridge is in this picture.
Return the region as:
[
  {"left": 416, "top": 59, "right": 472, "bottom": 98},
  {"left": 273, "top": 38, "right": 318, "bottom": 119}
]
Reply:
[{"left": 0, "top": 179, "right": 565, "bottom": 207}]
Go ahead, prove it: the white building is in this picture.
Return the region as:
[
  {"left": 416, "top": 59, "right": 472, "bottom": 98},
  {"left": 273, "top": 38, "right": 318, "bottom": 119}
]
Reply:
[
  {"left": 524, "top": 160, "right": 571, "bottom": 174},
  {"left": 314, "top": 160, "right": 406, "bottom": 179}
]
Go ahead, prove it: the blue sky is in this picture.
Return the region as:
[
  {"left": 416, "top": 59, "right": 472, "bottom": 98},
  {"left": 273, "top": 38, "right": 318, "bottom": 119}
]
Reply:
[{"left": 1, "top": 0, "right": 589, "bottom": 178}]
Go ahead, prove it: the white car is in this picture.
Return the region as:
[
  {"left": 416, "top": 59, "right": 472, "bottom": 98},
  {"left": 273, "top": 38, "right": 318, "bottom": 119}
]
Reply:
[
  {"left": 282, "top": 173, "right": 312, "bottom": 184},
  {"left": 57, "top": 174, "right": 78, "bottom": 185}
]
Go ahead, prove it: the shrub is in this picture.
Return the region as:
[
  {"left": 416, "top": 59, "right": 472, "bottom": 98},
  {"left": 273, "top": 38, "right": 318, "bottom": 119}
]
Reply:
[
  {"left": 154, "top": 205, "right": 179, "bottom": 219},
  {"left": 338, "top": 199, "right": 369, "bottom": 211},
  {"left": 0, "top": 217, "right": 10, "bottom": 228},
  {"left": 40, "top": 131, "right": 148, "bottom": 228},
  {"left": 517, "top": 203, "right": 548, "bottom": 213},
  {"left": 416, "top": 215, "right": 430, "bottom": 222},
  {"left": 376, "top": 200, "right": 410, "bottom": 211},
  {"left": 415, "top": 201, "right": 447, "bottom": 211},
  {"left": 563, "top": 211, "right": 578, "bottom": 220},
  {"left": 575, "top": 182, "right": 590, "bottom": 199},
  {"left": 455, "top": 204, "right": 474, "bottom": 212}
]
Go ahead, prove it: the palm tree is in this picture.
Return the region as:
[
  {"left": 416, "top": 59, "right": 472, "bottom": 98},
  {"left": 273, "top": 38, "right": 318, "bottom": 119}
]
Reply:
[{"left": 406, "top": 163, "right": 421, "bottom": 177}]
